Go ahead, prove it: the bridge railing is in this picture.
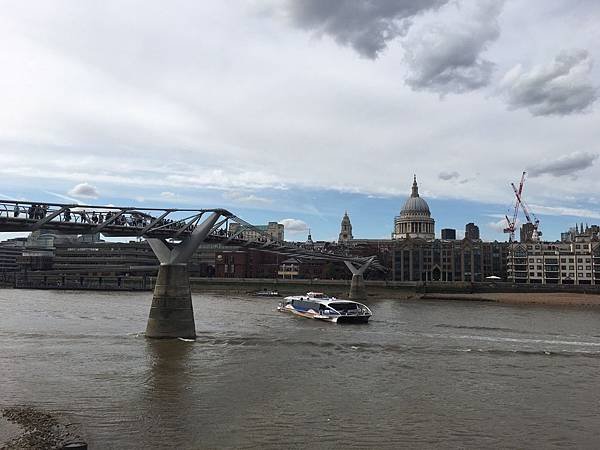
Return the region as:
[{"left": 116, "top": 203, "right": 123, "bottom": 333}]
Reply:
[
  {"left": 0, "top": 199, "right": 237, "bottom": 238},
  {"left": 0, "top": 199, "right": 381, "bottom": 267}
]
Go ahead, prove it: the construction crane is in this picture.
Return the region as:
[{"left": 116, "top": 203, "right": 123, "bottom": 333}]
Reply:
[
  {"left": 503, "top": 172, "right": 525, "bottom": 242},
  {"left": 504, "top": 171, "right": 542, "bottom": 242}
]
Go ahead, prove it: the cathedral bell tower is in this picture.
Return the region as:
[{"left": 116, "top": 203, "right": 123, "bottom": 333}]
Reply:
[{"left": 338, "top": 211, "right": 354, "bottom": 244}]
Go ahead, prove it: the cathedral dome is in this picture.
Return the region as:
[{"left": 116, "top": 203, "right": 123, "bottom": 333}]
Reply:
[
  {"left": 400, "top": 176, "right": 430, "bottom": 216},
  {"left": 393, "top": 175, "right": 435, "bottom": 240},
  {"left": 401, "top": 196, "right": 430, "bottom": 215}
]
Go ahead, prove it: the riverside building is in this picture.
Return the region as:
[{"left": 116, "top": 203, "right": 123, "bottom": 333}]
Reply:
[
  {"left": 508, "top": 231, "right": 600, "bottom": 285},
  {"left": 228, "top": 222, "right": 284, "bottom": 242}
]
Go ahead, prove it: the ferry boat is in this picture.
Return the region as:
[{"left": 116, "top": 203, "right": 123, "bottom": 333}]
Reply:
[{"left": 277, "top": 292, "right": 372, "bottom": 323}]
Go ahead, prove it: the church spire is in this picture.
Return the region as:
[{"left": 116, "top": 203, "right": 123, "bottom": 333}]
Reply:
[{"left": 411, "top": 174, "right": 419, "bottom": 197}]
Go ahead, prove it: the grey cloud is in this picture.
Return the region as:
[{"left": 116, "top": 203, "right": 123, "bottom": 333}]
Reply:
[
  {"left": 403, "top": 1, "right": 503, "bottom": 94},
  {"left": 528, "top": 151, "right": 598, "bottom": 177},
  {"left": 500, "top": 49, "right": 598, "bottom": 116},
  {"left": 68, "top": 182, "right": 99, "bottom": 199},
  {"left": 284, "top": 0, "right": 448, "bottom": 58},
  {"left": 438, "top": 170, "right": 460, "bottom": 180}
]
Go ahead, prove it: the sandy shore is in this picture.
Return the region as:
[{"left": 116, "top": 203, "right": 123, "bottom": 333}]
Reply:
[
  {"left": 1, "top": 407, "right": 86, "bottom": 450},
  {"left": 420, "top": 292, "right": 600, "bottom": 306}
]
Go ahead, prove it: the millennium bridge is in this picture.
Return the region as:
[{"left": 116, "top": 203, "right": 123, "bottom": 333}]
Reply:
[{"left": 0, "top": 199, "right": 376, "bottom": 339}]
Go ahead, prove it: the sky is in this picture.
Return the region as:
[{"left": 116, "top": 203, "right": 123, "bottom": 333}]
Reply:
[{"left": 1, "top": 0, "right": 600, "bottom": 242}]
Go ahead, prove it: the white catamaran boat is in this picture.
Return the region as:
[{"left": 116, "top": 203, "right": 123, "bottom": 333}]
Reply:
[{"left": 277, "top": 292, "right": 372, "bottom": 323}]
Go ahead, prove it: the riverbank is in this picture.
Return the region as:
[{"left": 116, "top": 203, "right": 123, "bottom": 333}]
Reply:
[
  {"left": 4, "top": 278, "right": 600, "bottom": 306},
  {"left": 420, "top": 292, "right": 600, "bottom": 307},
  {"left": 0, "top": 407, "right": 86, "bottom": 450}
]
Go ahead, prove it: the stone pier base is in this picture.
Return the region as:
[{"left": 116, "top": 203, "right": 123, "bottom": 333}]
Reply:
[
  {"left": 146, "top": 264, "right": 196, "bottom": 339},
  {"left": 349, "top": 274, "right": 367, "bottom": 301}
]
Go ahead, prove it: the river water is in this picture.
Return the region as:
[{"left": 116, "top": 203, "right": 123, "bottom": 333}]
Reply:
[{"left": 1, "top": 289, "right": 599, "bottom": 449}]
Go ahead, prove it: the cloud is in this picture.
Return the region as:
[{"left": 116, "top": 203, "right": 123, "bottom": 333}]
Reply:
[
  {"left": 529, "top": 204, "right": 600, "bottom": 220},
  {"left": 487, "top": 217, "right": 518, "bottom": 234},
  {"left": 279, "top": 218, "right": 309, "bottom": 234},
  {"left": 283, "top": 0, "right": 448, "bottom": 58},
  {"left": 67, "top": 182, "right": 99, "bottom": 199},
  {"left": 160, "top": 191, "right": 176, "bottom": 199},
  {"left": 528, "top": 151, "right": 598, "bottom": 177},
  {"left": 223, "top": 191, "right": 273, "bottom": 205},
  {"left": 500, "top": 49, "right": 598, "bottom": 116},
  {"left": 45, "top": 191, "right": 82, "bottom": 204},
  {"left": 438, "top": 170, "right": 460, "bottom": 180},
  {"left": 403, "top": 1, "right": 503, "bottom": 94}
]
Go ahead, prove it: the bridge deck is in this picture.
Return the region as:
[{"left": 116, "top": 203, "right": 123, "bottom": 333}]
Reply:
[{"left": 0, "top": 199, "right": 379, "bottom": 266}]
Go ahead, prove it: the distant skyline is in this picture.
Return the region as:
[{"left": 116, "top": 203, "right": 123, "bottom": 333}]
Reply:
[{"left": 1, "top": 1, "right": 599, "bottom": 243}]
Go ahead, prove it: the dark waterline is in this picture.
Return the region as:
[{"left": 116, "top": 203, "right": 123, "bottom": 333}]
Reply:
[{"left": 1, "top": 289, "right": 600, "bottom": 449}]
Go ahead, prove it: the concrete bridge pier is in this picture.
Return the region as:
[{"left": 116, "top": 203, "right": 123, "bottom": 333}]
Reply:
[
  {"left": 146, "top": 264, "right": 195, "bottom": 339},
  {"left": 344, "top": 257, "right": 374, "bottom": 302},
  {"left": 145, "top": 212, "right": 221, "bottom": 339}
]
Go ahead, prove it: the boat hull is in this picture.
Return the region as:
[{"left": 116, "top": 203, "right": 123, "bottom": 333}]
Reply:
[
  {"left": 278, "top": 305, "right": 370, "bottom": 324},
  {"left": 335, "top": 315, "right": 370, "bottom": 324}
]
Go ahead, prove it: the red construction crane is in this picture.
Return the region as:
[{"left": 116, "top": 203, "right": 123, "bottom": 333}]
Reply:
[
  {"left": 503, "top": 172, "right": 525, "bottom": 242},
  {"left": 504, "top": 171, "right": 542, "bottom": 242}
]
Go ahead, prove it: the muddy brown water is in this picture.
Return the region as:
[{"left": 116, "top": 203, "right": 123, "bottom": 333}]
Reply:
[{"left": 1, "top": 289, "right": 600, "bottom": 448}]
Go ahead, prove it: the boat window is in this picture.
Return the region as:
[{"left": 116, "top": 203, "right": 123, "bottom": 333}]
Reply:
[
  {"left": 294, "top": 300, "right": 319, "bottom": 310},
  {"left": 329, "top": 302, "right": 358, "bottom": 313}
]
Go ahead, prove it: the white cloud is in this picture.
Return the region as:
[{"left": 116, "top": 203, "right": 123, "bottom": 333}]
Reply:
[
  {"left": 223, "top": 191, "right": 273, "bottom": 205},
  {"left": 67, "top": 183, "right": 99, "bottom": 199},
  {"left": 529, "top": 204, "right": 600, "bottom": 220},
  {"left": 0, "top": 0, "right": 600, "bottom": 224},
  {"left": 279, "top": 218, "right": 309, "bottom": 234},
  {"left": 487, "top": 217, "right": 513, "bottom": 234}
]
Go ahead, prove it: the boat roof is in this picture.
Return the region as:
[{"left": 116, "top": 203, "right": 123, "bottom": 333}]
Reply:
[{"left": 284, "top": 294, "right": 365, "bottom": 306}]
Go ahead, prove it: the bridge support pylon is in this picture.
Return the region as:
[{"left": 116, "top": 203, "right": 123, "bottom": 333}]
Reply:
[
  {"left": 344, "top": 257, "right": 374, "bottom": 302},
  {"left": 145, "top": 212, "right": 221, "bottom": 339}
]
